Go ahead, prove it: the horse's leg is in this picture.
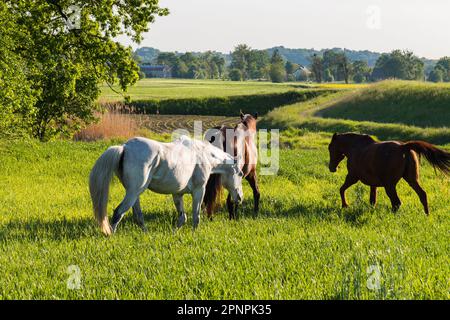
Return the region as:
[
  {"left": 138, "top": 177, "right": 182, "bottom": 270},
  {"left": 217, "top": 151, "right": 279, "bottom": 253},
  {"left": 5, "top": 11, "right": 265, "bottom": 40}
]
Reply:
[
  {"left": 111, "top": 190, "right": 140, "bottom": 233},
  {"left": 173, "top": 194, "right": 186, "bottom": 228},
  {"left": 132, "top": 197, "right": 147, "bottom": 232},
  {"left": 226, "top": 193, "right": 234, "bottom": 219},
  {"left": 403, "top": 153, "right": 429, "bottom": 215},
  {"left": 226, "top": 193, "right": 238, "bottom": 220},
  {"left": 340, "top": 175, "right": 358, "bottom": 208},
  {"left": 407, "top": 181, "right": 429, "bottom": 215},
  {"left": 112, "top": 162, "right": 154, "bottom": 233},
  {"left": 384, "top": 184, "right": 401, "bottom": 212},
  {"left": 246, "top": 172, "right": 260, "bottom": 215},
  {"left": 192, "top": 187, "right": 206, "bottom": 229},
  {"left": 370, "top": 187, "right": 377, "bottom": 206}
]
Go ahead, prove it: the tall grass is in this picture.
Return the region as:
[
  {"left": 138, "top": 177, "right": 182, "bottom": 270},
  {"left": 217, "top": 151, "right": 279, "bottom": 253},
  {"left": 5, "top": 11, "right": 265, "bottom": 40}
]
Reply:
[{"left": 74, "top": 111, "right": 139, "bottom": 141}]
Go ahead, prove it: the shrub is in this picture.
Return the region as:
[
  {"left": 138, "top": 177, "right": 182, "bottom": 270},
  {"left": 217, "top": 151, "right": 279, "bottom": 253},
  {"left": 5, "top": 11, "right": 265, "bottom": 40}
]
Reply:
[{"left": 229, "top": 69, "right": 243, "bottom": 81}]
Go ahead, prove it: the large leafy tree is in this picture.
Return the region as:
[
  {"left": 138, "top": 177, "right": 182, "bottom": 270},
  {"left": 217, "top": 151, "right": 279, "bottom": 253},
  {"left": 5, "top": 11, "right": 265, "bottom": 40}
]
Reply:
[
  {"left": 269, "top": 49, "right": 286, "bottom": 83},
  {"left": 429, "top": 57, "right": 450, "bottom": 82},
  {"left": 352, "top": 60, "right": 371, "bottom": 83},
  {"left": 230, "top": 44, "right": 252, "bottom": 80},
  {"left": 2, "top": 0, "right": 168, "bottom": 140},
  {"left": 309, "top": 54, "right": 323, "bottom": 83},
  {"left": 0, "top": 3, "right": 35, "bottom": 137},
  {"left": 230, "top": 44, "right": 270, "bottom": 80},
  {"left": 371, "top": 50, "right": 424, "bottom": 81}
]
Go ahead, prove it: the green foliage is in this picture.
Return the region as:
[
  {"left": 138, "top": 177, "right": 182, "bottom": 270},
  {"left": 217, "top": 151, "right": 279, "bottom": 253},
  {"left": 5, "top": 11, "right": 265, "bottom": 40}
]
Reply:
[
  {"left": 324, "top": 69, "right": 334, "bottom": 82},
  {"left": 230, "top": 44, "right": 270, "bottom": 80},
  {"left": 352, "top": 61, "right": 371, "bottom": 83},
  {"left": 428, "top": 68, "right": 444, "bottom": 83},
  {"left": 229, "top": 69, "right": 243, "bottom": 81},
  {"left": 269, "top": 50, "right": 286, "bottom": 83},
  {"left": 309, "top": 54, "right": 323, "bottom": 83},
  {"left": 353, "top": 73, "right": 365, "bottom": 84},
  {"left": 372, "top": 50, "right": 424, "bottom": 81},
  {"left": 269, "top": 64, "right": 287, "bottom": 83},
  {"left": 0, "top": 3, "right": 36, "bottom": 138},
  {"left": 428, "top": 57, "right": 450, "bottom": 83},
  {"left": 156, "top": 51, "right": 226, "bottom": 79},
  {"left": 285, "top": 61, "right": 298, "bottom": 75},
  {"left": 1, "top": 0, "right": 168, "bottom": 140},
  {"left": 128, "top": 90, "right": 328, "bottom": 116}
]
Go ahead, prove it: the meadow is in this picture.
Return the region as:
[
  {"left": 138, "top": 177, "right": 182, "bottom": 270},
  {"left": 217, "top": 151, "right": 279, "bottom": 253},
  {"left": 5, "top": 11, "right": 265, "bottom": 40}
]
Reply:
[
  {"left": 0, "top": 79, "right": 449, "bottom": 299},
  {"left": 99, "top": 78, "right": 309, "bottom": 102}
]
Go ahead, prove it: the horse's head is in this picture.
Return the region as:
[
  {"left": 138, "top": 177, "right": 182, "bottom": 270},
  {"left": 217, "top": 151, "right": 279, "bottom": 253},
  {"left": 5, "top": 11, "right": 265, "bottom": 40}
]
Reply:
[
  {"left": 328, "top": 133, "right": 345, "bottom": 173},
  {"left": 206, "top": 144, "right": 244, "bottom": 204},
  {"left": 222, "top": 155, "right": 244, "bottom": 204},
  {"left": 240, "top": 111, "right": 258, "bottom": 131}
]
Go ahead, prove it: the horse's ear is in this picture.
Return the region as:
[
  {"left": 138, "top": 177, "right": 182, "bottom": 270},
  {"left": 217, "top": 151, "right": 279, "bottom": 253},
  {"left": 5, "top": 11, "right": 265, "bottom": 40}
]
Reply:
[
  {"left": 253, "top": 112, "right": 258, "bottom": 120},
  {"left": 332, "top": 133, "right": 337, "bottom": 140},
  {"left": 240, "top": 110, "right": 245, "bottom": 120}
]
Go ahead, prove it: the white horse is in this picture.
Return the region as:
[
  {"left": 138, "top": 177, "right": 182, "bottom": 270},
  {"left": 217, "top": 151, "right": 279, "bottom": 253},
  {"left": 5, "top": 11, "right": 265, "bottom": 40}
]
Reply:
[{"left": 89, "top": 136, "right": 244, "bottom": 235}]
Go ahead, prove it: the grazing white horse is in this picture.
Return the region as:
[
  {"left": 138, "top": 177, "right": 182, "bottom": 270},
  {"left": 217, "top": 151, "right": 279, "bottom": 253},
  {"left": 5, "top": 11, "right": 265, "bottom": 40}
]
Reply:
[{"left": 89, "top": 136, "right": 244, "bottom": 235}]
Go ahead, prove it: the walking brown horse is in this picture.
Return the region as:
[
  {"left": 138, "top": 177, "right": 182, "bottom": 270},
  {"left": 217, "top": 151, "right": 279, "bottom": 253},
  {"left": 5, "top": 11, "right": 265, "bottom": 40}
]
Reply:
[
  {"left": 204, "top": 112, "right": 260, "bottom": 219},
  {"left": 328, "top": 133, "right": 450, "bottom": 214}
]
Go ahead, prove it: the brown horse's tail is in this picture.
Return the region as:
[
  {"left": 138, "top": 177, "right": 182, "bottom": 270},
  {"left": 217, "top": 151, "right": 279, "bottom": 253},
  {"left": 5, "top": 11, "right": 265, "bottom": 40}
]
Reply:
[
  {"left": 403, "top": 141, "right": 450, "bottom": 175},
  {"left": 203, "top": 174, "right": 223, "bottom": 218}
]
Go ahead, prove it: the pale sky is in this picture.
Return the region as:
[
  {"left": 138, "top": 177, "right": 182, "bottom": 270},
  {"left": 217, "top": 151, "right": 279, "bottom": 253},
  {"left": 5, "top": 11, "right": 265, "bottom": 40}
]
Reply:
[{"left": 119, "top": 0, "right": 450, "bottom": 59}]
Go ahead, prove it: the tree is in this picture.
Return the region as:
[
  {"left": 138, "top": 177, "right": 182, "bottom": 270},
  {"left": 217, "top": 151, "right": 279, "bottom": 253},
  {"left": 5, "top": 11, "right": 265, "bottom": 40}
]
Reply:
[
  {"left": 230, "top": 45, "right": 270, "bottom": 80},
  {"left": 336, "top": 52, "right": 352, "bottom": 84},
  {"left": 3, "top": 0, "right": 168, "bottom": 140},
  {"left": 285, "top": 61, "right": 299, "bottom": 75},
  {"left": 323, "top": 69, "right": 334, "bottom": 82},
  {"left": 269, "top": 50, "right": 286, "bottom": 83},
  {"left": 229, "top": 69, "right": 243, "bottom": 81},
  {"left": 352, "top": 60, "right": 371, "bottom": 83},
  {"left": 310, "top": 54, "right": 323, "bottom": 83},
  {"left": 428, "top": 68, "right": 444, "bottom": 83},
  {"left": 432, "top": 57, "right": 450, "bottom": 82},
  {"left": 231, "top": 44, "right": 252, "bottom": 80},
  {"left": 212, "top": 55, "right": 226, "bottom": 78},
  {"left": 248, "top": 50, "right": 270, "bottom": 79},
  {"left": 371, "top": 50, "right": 424, "bottom": 81},
  {"left": 0, "top": 3, "right": 36, "bottom": 137},
  {"left": 322, "top": 50, "right": 339, "bottom": 80}
]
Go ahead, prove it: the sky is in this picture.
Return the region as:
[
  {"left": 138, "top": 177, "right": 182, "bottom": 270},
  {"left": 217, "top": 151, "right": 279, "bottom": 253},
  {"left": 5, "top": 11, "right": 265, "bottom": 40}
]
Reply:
[{"left": 119, "top": 0, "right": 450, "bottom": 59}]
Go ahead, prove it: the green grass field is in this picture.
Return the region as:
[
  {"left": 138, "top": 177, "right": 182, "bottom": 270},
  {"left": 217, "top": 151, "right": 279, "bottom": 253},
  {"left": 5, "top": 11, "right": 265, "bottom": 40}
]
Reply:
[
  {"left": 320, "top": 81, "right": 450, "bottom": 128},
  {"left": 1, "top": 79, "right": 449, "bottom": 299},
  {"left": 100, "top": 79, "right": 312, "bottom": 102}
]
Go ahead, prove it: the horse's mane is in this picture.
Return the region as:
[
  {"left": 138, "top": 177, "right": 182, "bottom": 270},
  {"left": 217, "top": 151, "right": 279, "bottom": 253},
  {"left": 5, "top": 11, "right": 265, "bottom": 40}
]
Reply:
[{"left": 341, "top": 133, "right": 376, "bottom": 145}]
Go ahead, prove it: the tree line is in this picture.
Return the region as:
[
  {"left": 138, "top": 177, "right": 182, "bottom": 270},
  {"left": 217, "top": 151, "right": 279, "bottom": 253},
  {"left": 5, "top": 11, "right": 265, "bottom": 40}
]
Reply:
[{"left": 151, "top": 45, "right": 450, "bottom": 85}]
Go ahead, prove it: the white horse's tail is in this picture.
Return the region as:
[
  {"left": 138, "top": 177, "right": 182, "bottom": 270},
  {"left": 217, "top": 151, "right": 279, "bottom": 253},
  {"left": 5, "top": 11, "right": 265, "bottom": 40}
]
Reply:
[{"left": 89, "top": 145, "right": 124, "bottom": 236}]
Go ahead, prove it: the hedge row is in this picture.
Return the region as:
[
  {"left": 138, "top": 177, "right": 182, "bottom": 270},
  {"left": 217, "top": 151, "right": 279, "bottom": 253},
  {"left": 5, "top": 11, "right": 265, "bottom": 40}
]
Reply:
[{"left": 118, "top": 90, "right": 334, "bottom": 117}]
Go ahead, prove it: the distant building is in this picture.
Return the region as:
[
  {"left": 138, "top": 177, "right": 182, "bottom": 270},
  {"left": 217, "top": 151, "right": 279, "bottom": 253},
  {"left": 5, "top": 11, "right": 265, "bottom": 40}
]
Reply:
[
  {"left": 139, "top": 64, "right": 172, "bottom": 78},
  {"left": 293, "top": 66, "right": 312, "bottom": 81}
]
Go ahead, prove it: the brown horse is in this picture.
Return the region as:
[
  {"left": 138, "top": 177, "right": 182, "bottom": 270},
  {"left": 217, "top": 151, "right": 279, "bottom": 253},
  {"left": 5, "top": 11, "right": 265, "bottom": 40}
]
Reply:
[
  {"left": 328, "top": 133, "right": 450, "bottom": 214},
  {"left": 204, "top": 112, "right": 260, "bottom": 219}
]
